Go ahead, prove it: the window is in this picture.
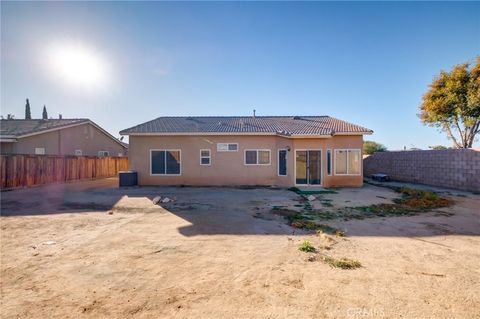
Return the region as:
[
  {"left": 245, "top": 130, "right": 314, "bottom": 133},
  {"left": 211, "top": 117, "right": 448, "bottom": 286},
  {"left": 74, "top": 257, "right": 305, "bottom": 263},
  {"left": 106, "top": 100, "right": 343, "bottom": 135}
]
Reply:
[
  {"left": 278, "top": 149, "right": 287, "bottom": 176},
  {"left": 98, "top": 151, "right": 109, "bottom": 157},
  {"left": 217, "top": 143, "right": 238, "bottom": 152},
  {"left": 327, "top": 149, "right": 332, "bottom": 176},
  {"left": 35, "top": 147, "right": 45, "bottom": 155},
  {"left": 335, "top": 149, "right": 361, "bottom": 175},
  {"left": 151, "top": 150, "right": 181, "bottom": 175},
  {"left": 200, "top": 149, "right": 211, "bottom": 165},
  {"left": 245, "top": 149, "right": 271, "bottom": 165},
  {"left": 75, "top": 150, "right": 83, "bottom": 156}
]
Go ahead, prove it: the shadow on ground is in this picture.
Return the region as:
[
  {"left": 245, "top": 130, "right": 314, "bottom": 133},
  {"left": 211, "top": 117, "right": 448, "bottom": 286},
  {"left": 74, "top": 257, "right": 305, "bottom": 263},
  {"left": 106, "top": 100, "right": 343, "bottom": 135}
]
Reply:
[{"left": 1, "top": 177, "right": 479, "bottom": 237}]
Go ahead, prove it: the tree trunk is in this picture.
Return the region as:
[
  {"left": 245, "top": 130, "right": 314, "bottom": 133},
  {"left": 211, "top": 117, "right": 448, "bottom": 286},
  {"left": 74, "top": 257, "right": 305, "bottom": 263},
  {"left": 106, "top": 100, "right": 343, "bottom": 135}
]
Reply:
[{"left": 444, "top": 124, "right": 461, "bottom": 148}]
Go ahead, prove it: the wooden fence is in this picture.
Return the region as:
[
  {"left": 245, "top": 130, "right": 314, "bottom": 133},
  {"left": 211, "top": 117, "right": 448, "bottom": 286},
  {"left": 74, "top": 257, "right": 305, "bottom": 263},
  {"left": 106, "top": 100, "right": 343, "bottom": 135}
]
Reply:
[{"left": 0, "top": 155, "right": 129, "bottom": 189}]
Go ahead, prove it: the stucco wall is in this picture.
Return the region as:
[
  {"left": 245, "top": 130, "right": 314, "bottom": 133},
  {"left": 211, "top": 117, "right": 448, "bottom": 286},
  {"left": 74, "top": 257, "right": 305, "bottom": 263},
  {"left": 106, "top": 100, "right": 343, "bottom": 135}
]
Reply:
[
  {"left": 8, "top": 123, "right": 126, "bottom": 156},
  {"left": 363, "top": 149, "right": 480, "bottom": 192},
  {"left": 58, "top": 123, "right": 126, "bottom": 156},
  {"left": 15, "top": 129, "right": 61, "bottom": 155},
  {"left": 0, "top": 142, "right": 14, "bottom": 155},
  {"left": 128, "top": 134, "right": 364, "bottom": 187}
]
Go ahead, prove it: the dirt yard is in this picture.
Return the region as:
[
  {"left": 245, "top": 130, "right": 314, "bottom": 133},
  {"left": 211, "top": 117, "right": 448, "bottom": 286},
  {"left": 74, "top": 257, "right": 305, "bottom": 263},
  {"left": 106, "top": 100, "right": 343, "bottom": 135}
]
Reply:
[{"left": 1, "top": 178, "right": 479, "bottom": 318}]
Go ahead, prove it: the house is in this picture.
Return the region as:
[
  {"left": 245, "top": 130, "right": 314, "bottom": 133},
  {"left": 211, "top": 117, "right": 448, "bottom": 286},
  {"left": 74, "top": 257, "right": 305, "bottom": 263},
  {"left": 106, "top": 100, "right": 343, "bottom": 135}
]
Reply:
[
  {"left": 120, "top": 116, "right": 373, "bottom": 187},
  {"left": 0, "top": 119, "right": 127, "bottom": 156}
]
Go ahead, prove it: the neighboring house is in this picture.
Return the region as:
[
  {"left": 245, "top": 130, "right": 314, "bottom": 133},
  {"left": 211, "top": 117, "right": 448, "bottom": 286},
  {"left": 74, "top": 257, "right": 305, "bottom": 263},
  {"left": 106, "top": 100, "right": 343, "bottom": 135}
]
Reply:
[
  {"left": 0, "top": 119, "right": 127, "bottom": 156},
  {"left": 120, "top": 116, "right": 373, "bottom": 187}
]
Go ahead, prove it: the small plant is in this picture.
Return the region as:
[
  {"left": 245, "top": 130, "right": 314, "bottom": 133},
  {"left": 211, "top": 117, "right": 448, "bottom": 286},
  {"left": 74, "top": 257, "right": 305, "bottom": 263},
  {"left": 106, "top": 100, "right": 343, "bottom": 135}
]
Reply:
[
  {"left": 298, "top": 240, "right": 316, "bottom": 253},
  {"left": 334, "top": 229, "right": 345, "bottom": 237},
  {"left": 323, "top": 256, "right": 361, "bottom": 269}
]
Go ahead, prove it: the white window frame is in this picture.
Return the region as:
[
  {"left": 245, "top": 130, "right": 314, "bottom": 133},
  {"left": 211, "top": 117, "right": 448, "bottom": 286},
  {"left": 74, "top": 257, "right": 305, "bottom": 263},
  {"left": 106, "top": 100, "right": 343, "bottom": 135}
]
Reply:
[
  {"left": 75, "top": 149, "right": 83, "bottom": 156},
  {"left": 294, "top": 149, "right": 323, "bottom": 187},
  {"left": 217, "top": 143, "right": 238, "bottom": 152},
  {"left": 334, "top": 149, "right": 361, "bottom": 176},
  {"left": 200, "top": 149, "right": 211, "bottom": 166},
  {"left": 35, "top": 147, "right": 45, "bottom": 155},
  {"left": 150, "top": 149, "right": 182, "bottom": 176},
  {"left": 326, "top": 149, "right": 332, "bottom": 176},
  {"left": 244, "top": 149, "right": 271, "bottom": 166},
  {"left": 277, "top": 149, "right": 288, "bottom": 176},
  {"left": 98, "top": 150, "right": 109, "bottom": 157}
]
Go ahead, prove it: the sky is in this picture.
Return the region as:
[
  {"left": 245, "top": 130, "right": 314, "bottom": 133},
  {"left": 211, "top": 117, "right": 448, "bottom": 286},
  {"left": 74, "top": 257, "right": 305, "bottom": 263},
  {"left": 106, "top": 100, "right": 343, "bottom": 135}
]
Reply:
[{"left": 1, "top": 1, "right": 479, "bottom": 149}]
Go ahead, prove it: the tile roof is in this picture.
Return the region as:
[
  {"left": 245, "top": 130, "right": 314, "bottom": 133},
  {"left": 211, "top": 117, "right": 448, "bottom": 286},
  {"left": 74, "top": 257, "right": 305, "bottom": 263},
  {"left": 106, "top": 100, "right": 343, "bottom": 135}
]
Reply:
[
  {"left": 0, "top": 119, "right": 89, "bottom": 137},
  {"left": 120, "top": 116, "right": 372, "bottom": 136}
]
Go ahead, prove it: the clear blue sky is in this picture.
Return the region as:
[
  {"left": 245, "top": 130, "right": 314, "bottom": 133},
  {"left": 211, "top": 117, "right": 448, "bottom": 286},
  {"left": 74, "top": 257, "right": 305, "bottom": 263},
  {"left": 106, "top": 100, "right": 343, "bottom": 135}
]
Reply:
[{"left": 1, "top": 1, "right": 479, "bottom": 149}]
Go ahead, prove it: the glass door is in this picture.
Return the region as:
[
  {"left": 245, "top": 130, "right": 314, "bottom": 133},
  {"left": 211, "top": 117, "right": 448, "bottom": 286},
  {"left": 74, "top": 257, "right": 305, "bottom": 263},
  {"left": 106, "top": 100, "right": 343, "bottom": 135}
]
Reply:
[
  {"left": 308, "top": 151, "right": 321, "bottom": 185},
  {"left": 295, "top": 151, "right": 308, "bottom": 185},
  {"left": 295, "top": 150, "right": 322, "bottom": 185}
]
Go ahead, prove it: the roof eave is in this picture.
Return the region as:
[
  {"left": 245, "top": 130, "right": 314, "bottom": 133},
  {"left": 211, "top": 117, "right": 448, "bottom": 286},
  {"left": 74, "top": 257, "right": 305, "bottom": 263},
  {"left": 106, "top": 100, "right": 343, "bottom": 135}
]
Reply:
[{"left": 334, "top": 131, "right": 373, "bottom": 136}]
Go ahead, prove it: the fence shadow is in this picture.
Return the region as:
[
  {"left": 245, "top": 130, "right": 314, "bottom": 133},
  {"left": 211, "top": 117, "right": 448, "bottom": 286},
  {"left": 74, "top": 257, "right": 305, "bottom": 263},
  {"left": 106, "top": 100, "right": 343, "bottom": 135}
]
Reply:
[{"left": 1, "top": 178, "right": 479, "bottom": 238}]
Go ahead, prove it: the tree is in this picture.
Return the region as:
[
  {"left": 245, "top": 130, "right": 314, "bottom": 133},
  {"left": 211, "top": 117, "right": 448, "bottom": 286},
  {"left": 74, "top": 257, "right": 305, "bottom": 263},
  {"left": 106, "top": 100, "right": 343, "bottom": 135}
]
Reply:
[
  {"left": 42, "top": 105, "right": 48, "bottom": 120},
  {"left": 25, "top": 99, "right": 31, "bottom": 119},
  {"left": 428, "top": 145, "right": 448, "bottom": 150},
  {"left": 363, "top": 140, "right": 387, "bottom": 155},
  {"left": 1, "top": 114, "right": 15, "bottom": 119},
  {"left": 419, "top": 57, "right": 480, "bottom": 148}
]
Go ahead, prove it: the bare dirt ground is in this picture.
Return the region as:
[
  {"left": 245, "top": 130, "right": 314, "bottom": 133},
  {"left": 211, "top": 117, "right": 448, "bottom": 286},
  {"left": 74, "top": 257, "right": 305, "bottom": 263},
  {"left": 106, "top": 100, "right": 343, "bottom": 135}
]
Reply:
[{"left": 1, "top": 178, "right": 479, "bottom": 318}]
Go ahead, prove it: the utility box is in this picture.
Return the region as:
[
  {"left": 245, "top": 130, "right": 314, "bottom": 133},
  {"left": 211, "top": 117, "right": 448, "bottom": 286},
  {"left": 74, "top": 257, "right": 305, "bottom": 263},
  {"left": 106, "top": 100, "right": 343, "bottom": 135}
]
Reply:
[{"left": 119, "top": 171, "right": 138, "bottom": 187}]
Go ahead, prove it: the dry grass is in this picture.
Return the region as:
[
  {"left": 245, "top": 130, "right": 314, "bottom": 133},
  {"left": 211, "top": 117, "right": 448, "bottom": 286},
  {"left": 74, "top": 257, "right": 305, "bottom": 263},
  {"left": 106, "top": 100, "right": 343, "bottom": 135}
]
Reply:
[{"left": 323, "top": 256, "right": 362, "bottom": 269}]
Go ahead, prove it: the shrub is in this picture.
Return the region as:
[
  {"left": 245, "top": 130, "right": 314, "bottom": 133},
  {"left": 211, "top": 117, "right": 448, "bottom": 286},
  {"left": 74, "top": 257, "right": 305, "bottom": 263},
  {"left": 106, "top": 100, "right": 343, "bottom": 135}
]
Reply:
[{"left": 298, "top": 240, "right": 316, "bottom": 253}]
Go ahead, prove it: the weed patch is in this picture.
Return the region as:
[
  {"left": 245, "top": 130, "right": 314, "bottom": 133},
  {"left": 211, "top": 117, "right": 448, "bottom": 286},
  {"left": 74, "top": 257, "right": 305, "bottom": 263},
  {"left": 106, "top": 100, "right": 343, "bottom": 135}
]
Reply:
[
  {"left": 323, "top": 256, "right": 361, "bottom": 269},
  {"left": 299, "top": 240, "right": 316, "bottom": 252},
  {"left": 328, "top": 186, "right": 453, "bottom": 220}
]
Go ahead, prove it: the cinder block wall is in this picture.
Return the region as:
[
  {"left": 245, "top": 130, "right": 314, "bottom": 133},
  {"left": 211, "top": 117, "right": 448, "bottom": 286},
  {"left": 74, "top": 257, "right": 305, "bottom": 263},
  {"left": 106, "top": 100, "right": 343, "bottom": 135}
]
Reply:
[{"left": 363, "top": 149, "right": 480, "bottom": 192}]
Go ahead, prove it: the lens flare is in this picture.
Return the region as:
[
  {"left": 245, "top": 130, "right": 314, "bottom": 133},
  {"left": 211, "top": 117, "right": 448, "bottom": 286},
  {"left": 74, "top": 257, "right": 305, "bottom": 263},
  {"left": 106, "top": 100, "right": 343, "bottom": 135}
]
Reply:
[{"left": 47, "top": 41, "right": 110, "bottom": 91}]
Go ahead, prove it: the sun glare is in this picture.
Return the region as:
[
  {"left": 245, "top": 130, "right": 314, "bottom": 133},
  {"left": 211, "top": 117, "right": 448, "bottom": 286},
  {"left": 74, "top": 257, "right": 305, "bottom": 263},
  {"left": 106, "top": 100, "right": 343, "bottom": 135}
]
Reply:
[{"left": 47, "top": 42, "right": 109, "bottom": 91}]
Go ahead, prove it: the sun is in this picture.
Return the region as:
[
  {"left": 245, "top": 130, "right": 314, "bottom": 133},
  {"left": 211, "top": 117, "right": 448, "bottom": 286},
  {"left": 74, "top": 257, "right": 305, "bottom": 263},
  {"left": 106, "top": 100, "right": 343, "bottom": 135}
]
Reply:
[{"left": 47, "top": 41, "right": 109, "bottom": 91}]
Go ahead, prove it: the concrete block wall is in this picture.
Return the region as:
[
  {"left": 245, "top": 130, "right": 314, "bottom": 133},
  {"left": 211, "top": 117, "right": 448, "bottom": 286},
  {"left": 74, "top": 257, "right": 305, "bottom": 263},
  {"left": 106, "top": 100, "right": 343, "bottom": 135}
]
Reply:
[{"left": 363, "top": 149, "right": 480, "bottom": 192}]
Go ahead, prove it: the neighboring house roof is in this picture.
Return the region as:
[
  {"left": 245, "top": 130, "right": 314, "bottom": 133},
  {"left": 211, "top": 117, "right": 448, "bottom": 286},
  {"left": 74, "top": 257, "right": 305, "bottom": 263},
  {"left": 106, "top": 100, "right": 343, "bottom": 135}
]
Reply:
[
  {"left": 1, "top": 119, "right": 89, "bottom": 137},
  {"left": 0, "top": 119, "right": 127, "bottom": 148},
  {"left": 120, "top": 116, "right": 373, "bottom": 137}
]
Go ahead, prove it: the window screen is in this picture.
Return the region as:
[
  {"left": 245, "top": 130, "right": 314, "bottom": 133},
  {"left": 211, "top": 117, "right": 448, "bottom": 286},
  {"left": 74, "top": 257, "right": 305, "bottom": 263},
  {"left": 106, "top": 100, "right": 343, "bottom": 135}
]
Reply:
[
  {"left": 245, "top": 150, "right": 257, "bottom": 164},
  {"left": 335, "top": 150, "right": 348, "bottom": 175},
  {"left": 278, "top": 150, "right": 287, "bottom": 176},
  {"left": 258, "top": 151, "right": 270, "bottom": 164},
  {"left": 151, "top": 150, "right": 180, "bottom": 175},
  {"left": 245, "top": 150, "right": 270, "bottom": 165},
  {"left": 335, "top": 149, "right": 360, "bottom": 175},
  {"left": 347, "top": 150, "right": 361, "bottom": 175}
]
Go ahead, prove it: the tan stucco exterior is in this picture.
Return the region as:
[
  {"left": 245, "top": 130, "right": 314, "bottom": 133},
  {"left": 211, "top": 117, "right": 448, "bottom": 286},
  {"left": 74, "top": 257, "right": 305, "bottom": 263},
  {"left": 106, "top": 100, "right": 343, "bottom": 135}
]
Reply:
[
  {"left": 128, "top": 134, "right": 364, "bottom": 188},
  {"left": 0, "top": 123, "right": 126, "bottom": 156}
]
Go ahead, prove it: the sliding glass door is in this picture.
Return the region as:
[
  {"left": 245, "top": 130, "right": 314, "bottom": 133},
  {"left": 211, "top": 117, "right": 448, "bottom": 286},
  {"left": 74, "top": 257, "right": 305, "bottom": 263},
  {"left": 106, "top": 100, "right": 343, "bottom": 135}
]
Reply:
[{"left": 295, "top": 150, "right": 322, "bottom": 185}]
